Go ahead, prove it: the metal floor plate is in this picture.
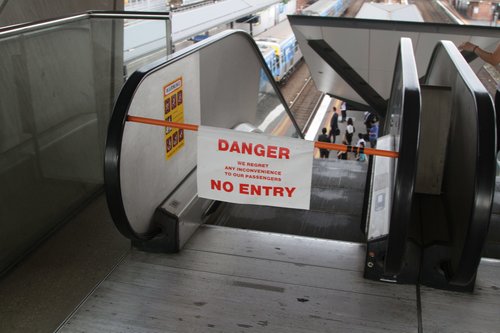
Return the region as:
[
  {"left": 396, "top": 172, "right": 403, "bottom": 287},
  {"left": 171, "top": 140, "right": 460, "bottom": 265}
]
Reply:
[
  {"left": 59, "top": 225, "right": 418, "bottom": 332},
  {"left": 58, "top": 225, "right": 500, "bottom": 333}
]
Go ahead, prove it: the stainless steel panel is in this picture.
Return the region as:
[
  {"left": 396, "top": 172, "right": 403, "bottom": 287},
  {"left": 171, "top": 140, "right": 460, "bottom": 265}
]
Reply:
[{"left": 59, "top": 225, "right": 419, "bottom": 333}]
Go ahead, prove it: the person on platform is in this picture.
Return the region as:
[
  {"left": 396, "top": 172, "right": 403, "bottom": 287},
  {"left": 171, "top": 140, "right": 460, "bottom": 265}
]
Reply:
[
  {"left": 355, "top": 133, "right": 366, "bottom": 159},
  {"left": 340, "top": 101, "right": 347, "bottom": 122},
  {"left": 356, "top": 132, "right": 366, "bottom": 148},
  {"left": 459, "top": 41, "right": 500, "bottom": 151},
  {"left": 356, "top": 142, "right": 367, "bottom": 162},
  {"left": 328, "top": 106, "right": 339, "bottom": 143},
  {"left": 369, "top": 119, "right": 379, "bottom": 148},
  {"left": 317, "top": 127, "right": 330, "bottom": 158},
  {"left": 363, "top": 112, "right": 377, "bottom": 139},
  {"left": 345, "top": 117, "right": 355, "bottom": 145},
  {"left": 337, "top": 139, "right": 348, "bottom": 160}
]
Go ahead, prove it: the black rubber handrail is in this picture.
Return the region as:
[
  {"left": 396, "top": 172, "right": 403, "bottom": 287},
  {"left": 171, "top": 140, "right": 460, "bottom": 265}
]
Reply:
[
  {"left": 384, "top": 37, "right": 421, "bottom": 276},
  {"left": 423, "top": 40, "right": 496, "bottom": 286}
]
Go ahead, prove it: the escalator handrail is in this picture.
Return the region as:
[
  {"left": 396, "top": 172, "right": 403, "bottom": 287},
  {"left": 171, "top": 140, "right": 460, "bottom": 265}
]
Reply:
[
  {"left": 384, "top": 37, "right": 421, "bottom": 276},
  {"left": 104, "top": 29, "right": 303, "bottom": 241},
  {"left": 423, "top": 40, "right": 496, "bottom": 286}
]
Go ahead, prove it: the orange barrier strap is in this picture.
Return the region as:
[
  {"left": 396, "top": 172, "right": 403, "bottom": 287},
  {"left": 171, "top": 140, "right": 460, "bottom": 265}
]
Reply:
[
  {"left": 315, "top": 141, "right": 398, "bottom": 158},
  {"left": 127, "top": 115, "right": 399, "bottom": 158},
  {"left": 127, "top": 115, "right": 199, "bottom": 131}
]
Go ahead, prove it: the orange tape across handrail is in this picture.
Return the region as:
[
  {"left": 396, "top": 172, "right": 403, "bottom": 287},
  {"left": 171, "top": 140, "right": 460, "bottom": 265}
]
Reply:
[
  {"left": 315, "top": 141, "right": 398, "bottom": 158},
  {"left": 128, "top": 115, "right": 199, "bottom": 131},
  {"left": 126, "top": 115, "right": 399, "bottom": 158}
]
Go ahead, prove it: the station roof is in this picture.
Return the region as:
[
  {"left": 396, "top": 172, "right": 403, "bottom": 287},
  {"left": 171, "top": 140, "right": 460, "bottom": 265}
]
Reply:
[
  {"left": 288, "top": 15, "right": 499, "bottom": 112},
  {"left": 172, "top": 0, "right": 279, "bottom": 42},
  {"left": 356, "top": 3, "right": 423, "bottom": 22}
]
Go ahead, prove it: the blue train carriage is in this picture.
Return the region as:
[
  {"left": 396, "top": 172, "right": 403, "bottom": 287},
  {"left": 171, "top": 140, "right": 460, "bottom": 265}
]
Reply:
[
  {"left": 254, "top": 20, "right": 302, "bottom": 82},
  {"left": 301, "top": 0, "right": 350, "bottom": 17},
  {"left": 257, "top": 43, "right": 278, "bottom": 92}
]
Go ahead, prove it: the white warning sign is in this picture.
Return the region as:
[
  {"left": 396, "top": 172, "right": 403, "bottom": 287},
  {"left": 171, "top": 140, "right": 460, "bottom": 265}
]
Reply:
[{"left": 197, "top": 126, "right": 314, "bottom": 210}]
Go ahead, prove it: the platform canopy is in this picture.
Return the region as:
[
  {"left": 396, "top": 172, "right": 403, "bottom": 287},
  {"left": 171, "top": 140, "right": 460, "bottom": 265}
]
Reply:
[
  {"left": 356, "top": 3, "right": 424, "bottom": 22},
  {"left": 173, "top": 0, "right": 280, "bottom": 42},
  {"left": 288, "top": 15, "right": 499, "bottom": 113}
]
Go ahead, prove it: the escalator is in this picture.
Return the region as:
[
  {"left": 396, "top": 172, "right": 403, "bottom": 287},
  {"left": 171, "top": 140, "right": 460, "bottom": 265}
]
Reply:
[{"left": 105, "top": 29, "right": 496, "bottom": 292}]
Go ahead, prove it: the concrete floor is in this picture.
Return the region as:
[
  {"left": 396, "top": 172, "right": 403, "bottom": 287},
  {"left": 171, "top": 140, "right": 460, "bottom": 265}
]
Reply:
[{"left": 0, "top": 194, "right": 129, "bottom": 333}]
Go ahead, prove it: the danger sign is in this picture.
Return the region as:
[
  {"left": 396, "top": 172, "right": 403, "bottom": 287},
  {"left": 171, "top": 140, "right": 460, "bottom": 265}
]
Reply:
[{"left": 197, "top": 126, "right": 314, "bottom": 209}]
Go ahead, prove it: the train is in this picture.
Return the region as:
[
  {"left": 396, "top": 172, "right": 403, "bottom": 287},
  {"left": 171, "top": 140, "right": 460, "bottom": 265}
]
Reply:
[
  {"left": 254, "top": 20, "right": 302, "bottom": 83},
  {"left": 301, "top": 0, "right": 350, "bottom": 17},
  {"left": 257, "top": 43, "right": 278, "bottom": 89},
  {"left": 253, "top": 0, "right": 351, "bottom": 83}
]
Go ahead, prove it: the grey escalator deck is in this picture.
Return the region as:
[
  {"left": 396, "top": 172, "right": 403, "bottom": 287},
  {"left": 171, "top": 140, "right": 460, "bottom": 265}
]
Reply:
[
  {"left": 207, "top": 158, "right": 368, "bottom": 243},
  {"left": 58, "top": 224, "right": 500, "bottom": 333},
  {"left": 58, "top": 225, "right": 418, "bottom": 332}
]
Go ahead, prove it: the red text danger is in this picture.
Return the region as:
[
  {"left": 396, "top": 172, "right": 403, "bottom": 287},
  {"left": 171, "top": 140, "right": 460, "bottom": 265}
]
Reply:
[{"left": 218, "top": 139, "right": 290, "bottom": 159}]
